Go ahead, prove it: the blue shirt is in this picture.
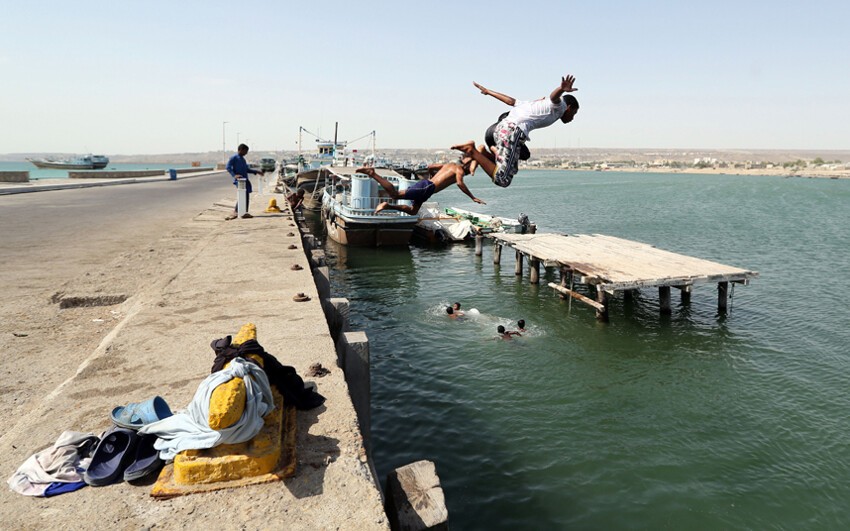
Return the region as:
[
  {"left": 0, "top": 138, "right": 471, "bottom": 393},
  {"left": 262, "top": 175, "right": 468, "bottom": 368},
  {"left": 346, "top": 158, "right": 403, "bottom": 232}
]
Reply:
[{"left": 226, "top": 154, "right": 258, "bottom": 184}]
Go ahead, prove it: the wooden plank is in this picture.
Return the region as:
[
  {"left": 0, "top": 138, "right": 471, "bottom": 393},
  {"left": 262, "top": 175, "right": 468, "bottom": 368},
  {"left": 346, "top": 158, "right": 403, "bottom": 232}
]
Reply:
[{"left": 548, "top": 282, "right": 606, "bottom": 311}]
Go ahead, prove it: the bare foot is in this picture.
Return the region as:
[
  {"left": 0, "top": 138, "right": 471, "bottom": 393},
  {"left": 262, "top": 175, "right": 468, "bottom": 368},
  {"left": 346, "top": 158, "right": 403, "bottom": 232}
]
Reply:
[
  {"left": 451, "top": 141, "right": 475, "bottom": 155},
  {"left": 375, "top": 202, "right": 389, "bottom": 213}
]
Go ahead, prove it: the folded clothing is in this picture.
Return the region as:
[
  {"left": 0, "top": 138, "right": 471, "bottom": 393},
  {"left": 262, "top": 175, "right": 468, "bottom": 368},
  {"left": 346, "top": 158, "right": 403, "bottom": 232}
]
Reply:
[{"left": 210, "top": 336, "right": 325, "bottom": 410}]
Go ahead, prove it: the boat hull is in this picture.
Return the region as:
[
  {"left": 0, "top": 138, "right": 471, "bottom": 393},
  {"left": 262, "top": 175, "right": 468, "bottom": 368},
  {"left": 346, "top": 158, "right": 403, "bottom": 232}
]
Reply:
[
  {"left": 30, "top": 160, "right": 95, "bottom": 169},
  {"left": 325, "top": 214, "right": 415, "bottom": 247}
]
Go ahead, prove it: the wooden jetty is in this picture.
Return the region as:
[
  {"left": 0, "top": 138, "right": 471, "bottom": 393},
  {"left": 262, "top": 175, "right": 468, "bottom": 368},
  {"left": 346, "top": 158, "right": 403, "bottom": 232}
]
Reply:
[{"left": 478, "top": 233, "right": 759, "bottom": 322}]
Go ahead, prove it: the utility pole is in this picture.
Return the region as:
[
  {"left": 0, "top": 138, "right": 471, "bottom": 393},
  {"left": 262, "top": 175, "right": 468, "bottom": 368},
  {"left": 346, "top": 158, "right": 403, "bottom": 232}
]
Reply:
[{"left": 222, "top": 121, "right": 229, "bottom": 165}]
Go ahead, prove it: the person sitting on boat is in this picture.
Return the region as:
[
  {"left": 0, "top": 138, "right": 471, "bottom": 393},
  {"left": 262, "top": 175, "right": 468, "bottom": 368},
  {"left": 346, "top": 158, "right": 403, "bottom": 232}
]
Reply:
[
  {"left": 225, "top": 143, "right": 265, "bottom": 220},
  {"left": 497, "top": 325, "right": 521, "bottom": 339},
  {"left": 452, "top": 75, "right": 579, "bottom": 188},
  {"left": 286, "top": 188, "right": 305, "bottom": 211},
  {"left": 357, "top": 159, "right": 485, "bottom": 216}
]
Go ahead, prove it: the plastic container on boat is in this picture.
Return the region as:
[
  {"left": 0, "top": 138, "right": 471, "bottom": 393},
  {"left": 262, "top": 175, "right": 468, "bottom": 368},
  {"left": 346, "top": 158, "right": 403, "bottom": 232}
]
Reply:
[
  {"left": 397, "top": 178, "right": 415, "bottom": 207},
  {"left": 350, "top": 175, "right": 376, "bottom": 210}
]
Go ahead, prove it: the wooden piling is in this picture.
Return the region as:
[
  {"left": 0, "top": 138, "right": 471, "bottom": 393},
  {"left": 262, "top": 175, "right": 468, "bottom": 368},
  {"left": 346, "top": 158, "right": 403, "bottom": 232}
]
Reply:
[
  {"left": 493, "top": 242, "right": 502, "bottom": 265},
  {"left": 595, "top": 286, "right": 609, "bottom": 322},
  {"left": 678, "top": 285, "right": 692, "bottom": 304},
  {"left": 515, "top": 251, "right": 523, "bottom": 276},
  {"left": 659, "top": 286, "right": 672, "bottom": 314},
  {"left": 530, "top": 258, "right": 540, "bottom": 284},
  {"left": 718, "top": 281, "right": 729, "bottom": 312},
  {"left": 474, "top": 233, "right": 483, "bottom": 256}
]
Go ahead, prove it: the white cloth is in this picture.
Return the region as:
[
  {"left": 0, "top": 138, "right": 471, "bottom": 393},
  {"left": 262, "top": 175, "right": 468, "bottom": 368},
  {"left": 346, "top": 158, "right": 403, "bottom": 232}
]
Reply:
[
  {"left": 138, "top": 357, "right": 275, "bottom": 460},
  {"left": 506, "top": 98, "right": 567, "bottom": 140},
  {"left": 7, "top": 431, "right": 97, "bottom": 497}
]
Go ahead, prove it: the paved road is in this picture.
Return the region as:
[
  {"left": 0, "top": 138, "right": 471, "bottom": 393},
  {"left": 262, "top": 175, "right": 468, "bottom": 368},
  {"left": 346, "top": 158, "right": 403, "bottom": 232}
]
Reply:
[{"left": 0, "top": 173, "right": 235, "bottom": 291}]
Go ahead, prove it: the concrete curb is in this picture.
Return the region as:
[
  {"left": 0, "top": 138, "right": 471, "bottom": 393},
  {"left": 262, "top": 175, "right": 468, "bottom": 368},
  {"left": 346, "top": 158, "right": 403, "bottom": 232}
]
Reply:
[{"left": 0, "top": 169, "right": 226, "bottom": 195}]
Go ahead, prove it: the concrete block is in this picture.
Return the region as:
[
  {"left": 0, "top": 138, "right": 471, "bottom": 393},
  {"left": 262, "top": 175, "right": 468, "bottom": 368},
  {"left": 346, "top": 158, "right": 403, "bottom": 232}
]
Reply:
[
  {"left": 385, "top": 460, "right": 448, "bottom": 531},
  {"left": 0, "top": 171, "right": 29, "bottom": 183},
  {"left": 340, "top": 331, "right": 370, "bottom": 450}
]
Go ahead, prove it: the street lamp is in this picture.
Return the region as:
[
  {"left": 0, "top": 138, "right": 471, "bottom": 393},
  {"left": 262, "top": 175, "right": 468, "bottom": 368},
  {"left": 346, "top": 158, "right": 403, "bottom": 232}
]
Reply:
[{"left": 222, "top": 121, "right": 229, "bottom": 165}]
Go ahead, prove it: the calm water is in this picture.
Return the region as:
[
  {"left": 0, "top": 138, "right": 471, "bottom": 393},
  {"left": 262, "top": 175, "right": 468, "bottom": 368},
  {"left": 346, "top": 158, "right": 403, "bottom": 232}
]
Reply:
[
  {"left": 0, "top": 161, "right": 192, "bottom": 179},
  {"left": 307, "top": 170, "right": 850, "bottom": 530}
]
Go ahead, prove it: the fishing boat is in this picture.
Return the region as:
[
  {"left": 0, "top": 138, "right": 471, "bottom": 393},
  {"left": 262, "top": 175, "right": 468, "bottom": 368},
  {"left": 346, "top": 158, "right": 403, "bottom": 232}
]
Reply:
[
  {"left": 443, "top": 206, "right": 535, "bottom": 234},
  {"left": 28, "top": 154, "right": 109, "bottom": 170},
  {"left": 293, "top": 124, "right": 374, "bottom": 210},
  {"left": 321, "top": 167, "right": 418, "bottom": 247},
  {"left": 414, "top": 202, "right": 478, "bottom": 243}
]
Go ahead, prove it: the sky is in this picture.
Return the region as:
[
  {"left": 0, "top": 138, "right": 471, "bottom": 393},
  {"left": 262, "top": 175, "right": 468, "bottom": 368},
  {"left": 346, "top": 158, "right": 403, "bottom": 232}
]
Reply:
[{"left": 2, "top": 0, "right": 849, "bottom": 154}]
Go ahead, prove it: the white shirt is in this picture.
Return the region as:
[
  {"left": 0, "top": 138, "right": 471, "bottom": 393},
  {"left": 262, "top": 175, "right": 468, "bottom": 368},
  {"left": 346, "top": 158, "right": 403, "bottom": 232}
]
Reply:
[{"left": 506, "top": 98, "right": 567, "bottom": 140}]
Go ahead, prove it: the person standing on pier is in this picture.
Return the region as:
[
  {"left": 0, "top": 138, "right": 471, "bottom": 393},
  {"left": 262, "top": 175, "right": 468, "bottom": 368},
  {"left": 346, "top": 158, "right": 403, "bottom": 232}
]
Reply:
[
  {"left": 357, "top": 159, "right": 485, "bottom": 216},
  {"left": 225, "top": 143, "right": 265, "bottom": 220},
  {"left": 452, "top": 75, "right": 579, "bottom": 188}
]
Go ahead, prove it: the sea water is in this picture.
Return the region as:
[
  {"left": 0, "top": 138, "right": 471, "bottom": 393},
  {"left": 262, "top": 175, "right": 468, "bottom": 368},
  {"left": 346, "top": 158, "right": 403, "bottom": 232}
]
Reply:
[{"left": 307, "top": 170, "right": 850, "bottom": 529}]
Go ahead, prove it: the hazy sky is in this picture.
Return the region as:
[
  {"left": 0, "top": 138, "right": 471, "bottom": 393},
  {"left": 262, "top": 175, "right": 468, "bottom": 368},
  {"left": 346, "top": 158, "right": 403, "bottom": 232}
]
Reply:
[{"left": 3, "top": 0, "right": 849, "bottom": 154}]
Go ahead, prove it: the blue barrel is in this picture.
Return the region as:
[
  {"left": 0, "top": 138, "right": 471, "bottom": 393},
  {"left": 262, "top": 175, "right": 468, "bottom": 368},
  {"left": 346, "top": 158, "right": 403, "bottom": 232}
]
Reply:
[{"left": 168, "top": 169, "right": 177, "bottom": 180}]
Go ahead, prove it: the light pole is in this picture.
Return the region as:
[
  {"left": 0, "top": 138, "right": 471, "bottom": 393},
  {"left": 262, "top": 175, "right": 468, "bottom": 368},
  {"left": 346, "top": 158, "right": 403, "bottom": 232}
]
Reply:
[{"left": 222, "top": 121, "right": 229, "bottom": 165}]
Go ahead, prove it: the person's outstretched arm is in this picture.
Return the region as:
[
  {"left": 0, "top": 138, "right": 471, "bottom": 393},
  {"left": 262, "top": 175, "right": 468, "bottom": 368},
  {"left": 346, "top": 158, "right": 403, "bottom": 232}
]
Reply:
[
  {"left": 455, "top": 172, "right": 486, "bottom": 205},
  {"left": 549, "top": 75, "right": 578, "bottom": 104},
  {"left": 474, "top": 82, "right": 516, "bottom": 107}
]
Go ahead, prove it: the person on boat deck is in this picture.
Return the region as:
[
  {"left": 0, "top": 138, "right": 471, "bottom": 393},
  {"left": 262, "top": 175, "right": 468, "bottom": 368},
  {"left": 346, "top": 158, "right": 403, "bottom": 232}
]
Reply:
[
  {"left": 497, "top": 325, "right": 521, "bottom": 339},
  {"left": 452, "top": 75, "right": 579, "bottom": 188},
  {"left": 357, "top": 160, "right": 485, "bottom": 216},
  {"left": 225, "top": 143, "right": 265, "bottom": 220}
]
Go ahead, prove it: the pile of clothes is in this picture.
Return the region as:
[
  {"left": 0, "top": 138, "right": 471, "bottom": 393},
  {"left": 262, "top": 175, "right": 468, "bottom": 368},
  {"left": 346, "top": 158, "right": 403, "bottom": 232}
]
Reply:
[{"left": 7, "top": 334, "right": 324, "bottom": 496}]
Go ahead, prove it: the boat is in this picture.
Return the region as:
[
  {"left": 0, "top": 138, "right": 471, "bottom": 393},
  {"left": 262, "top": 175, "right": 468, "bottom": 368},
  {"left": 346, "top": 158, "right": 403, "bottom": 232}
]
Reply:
[
  {"left": 443, "top": 206, "right": 535, "bottom": 234},
  {"left": 414, "top": 202, "right": 478, "bottom": 243},
  {"left": 321, "top": 167, "right": 419, "bottom": 247},
  {"left": 28, "top": 154, "right": 109, "bottom": 170},
  {"left": 293, "top": 124, "right": 375, "bottom": 210}
]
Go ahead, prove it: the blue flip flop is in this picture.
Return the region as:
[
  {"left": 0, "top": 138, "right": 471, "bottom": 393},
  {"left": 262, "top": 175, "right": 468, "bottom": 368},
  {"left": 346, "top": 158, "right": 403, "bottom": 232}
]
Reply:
[
  {"left": 123, "top": 434, "right": 163, "bottom": 482},
  {"left": 83, "top": 427, "right": 139, "bottom": 487},
  {"left": 110, "top": 396, "right": 173, "bottom": 430}
]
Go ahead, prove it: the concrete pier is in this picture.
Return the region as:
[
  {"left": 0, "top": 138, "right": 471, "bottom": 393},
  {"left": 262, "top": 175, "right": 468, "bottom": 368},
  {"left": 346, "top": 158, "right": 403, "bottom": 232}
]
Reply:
[{"left": 0, "top": 188, "right": 388, "bottom": 529}]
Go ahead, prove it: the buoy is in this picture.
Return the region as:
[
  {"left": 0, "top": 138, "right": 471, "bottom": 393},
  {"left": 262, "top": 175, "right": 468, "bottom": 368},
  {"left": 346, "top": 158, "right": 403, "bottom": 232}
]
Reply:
[{"left": 264, "top": 198, "right": 282, "bottom": 213}]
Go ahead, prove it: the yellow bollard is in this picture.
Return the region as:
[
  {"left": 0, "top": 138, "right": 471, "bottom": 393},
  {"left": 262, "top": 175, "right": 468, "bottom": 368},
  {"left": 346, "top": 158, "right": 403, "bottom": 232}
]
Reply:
[{"left": 264, "top": 198, "right": 282, "bottom": 213}]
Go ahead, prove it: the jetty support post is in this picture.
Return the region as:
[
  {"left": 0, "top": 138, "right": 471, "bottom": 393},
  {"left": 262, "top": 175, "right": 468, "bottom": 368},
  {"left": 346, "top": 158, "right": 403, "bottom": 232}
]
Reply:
[
  {"left": 677, "top": 285, "right": 692, "bottom": 304},
  {"left": 475, "top": 233, "right": 483, "bottom": 256},
  {"left": 718, "top": 281, "right": 729, "bottom": 312},
  {"left": 659, "top": 285, "right": 672, "bottom": 314},
  {"left": 493, "top": 242, "right": 502, "bottom": 265},
  {"left": 515, "top": 251, "right": 523, "bottom": 276},
  {"left": 530, "top": 258, "right": 540, "bottom": 284},
  {"left": 559, "top": 266, "right": 572, "bottom": 300},
  {"left": 595, "top": 285, "right": 609, "bottom": 322}
]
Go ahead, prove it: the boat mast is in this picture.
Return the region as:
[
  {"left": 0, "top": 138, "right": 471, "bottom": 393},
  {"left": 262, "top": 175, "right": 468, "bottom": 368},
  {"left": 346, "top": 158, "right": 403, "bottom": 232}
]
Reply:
[
  {"left": 333, "top": 122, "right": 339, "bottom": 167},
  {"left": 298, "top": 127, "right": 303, "bottom": 172}
]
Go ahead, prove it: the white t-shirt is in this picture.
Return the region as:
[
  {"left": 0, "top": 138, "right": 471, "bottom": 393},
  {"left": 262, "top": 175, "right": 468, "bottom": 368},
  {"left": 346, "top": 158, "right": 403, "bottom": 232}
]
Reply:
[{"left": 506, "top": 98, "right": 567, "bottom": 140}]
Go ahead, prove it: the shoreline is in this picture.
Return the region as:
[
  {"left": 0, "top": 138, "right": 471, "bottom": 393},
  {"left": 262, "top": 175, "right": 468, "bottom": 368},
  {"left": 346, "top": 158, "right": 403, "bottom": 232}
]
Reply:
[{"left": 520, "top": 166, "right": 850, "bottom": 179}]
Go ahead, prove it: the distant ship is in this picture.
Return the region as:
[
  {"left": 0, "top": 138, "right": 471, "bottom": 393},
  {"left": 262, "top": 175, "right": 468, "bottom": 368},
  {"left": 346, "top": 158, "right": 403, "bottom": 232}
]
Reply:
[{"left": 27, "top": 154, "right": 109, "bottom": 170}]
